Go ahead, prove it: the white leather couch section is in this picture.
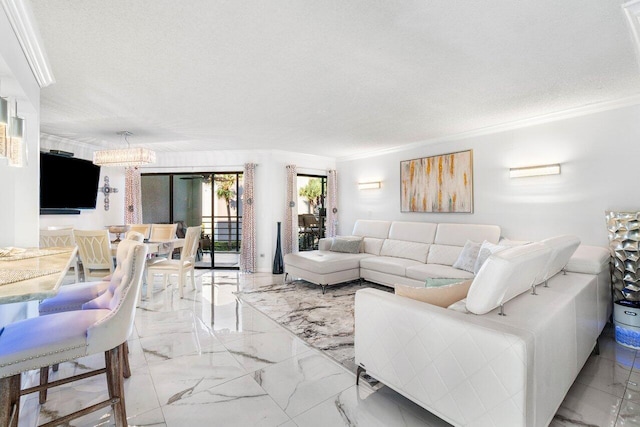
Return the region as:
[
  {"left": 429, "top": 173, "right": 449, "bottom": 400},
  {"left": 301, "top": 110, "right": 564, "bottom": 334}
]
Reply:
[
  {"left": 285, "top": 219, "right": 502, "bottom": 289},
  {"left": 355, "top": 270, "right": 603, "bottom": 427}
]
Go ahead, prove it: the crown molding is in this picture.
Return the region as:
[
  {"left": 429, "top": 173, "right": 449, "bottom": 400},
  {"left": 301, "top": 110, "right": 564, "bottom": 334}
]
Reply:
[
  {"left": 337, "top": 94, "right": 640, "bottom": 162},
  {"left": 1, "top": 0, "right": 55, "bottom": 88}
]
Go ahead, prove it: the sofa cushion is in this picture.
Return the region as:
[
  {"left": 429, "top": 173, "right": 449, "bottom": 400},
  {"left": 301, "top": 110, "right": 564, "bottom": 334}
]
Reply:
[
  {"left": 395, "top": 280, "right": 472, "bottom": 308},
  {"left": 466, "top": 243, "right": 552, "bottom": 315},
  {"left": 535, "top": 235, "right": 581, "bottom": 284},
  {"left": 284, "top": 251, "right": 370, "bottom": 275},
  {"left": 352, "top": 220, "right": 392, "bottom": 239},
  {"left": 565, "top": 245, "right": 610, "bottom": 275},
  {"left": 387, "top": 221, "right": 437, "bottom": 243},
  {"left": 425, "top": 277, "right": 465, "bottom": 287},
  {"left": 473, "top": 240, "right": 508, "bottom": 274},
  {"left": 452, "top": 240, "right": 481, "bottom": 273},
  {"left": 434, "top": 223, "right": 501, "bottom": 246},
  {"left": 405, "top": 263, "right": 475, "bottom": 281},
  {"left": 360, "top": 256, "right": 424, "bottom": 276},
  {"left": 426, "top": 244, "right": 463, "bottom": 266},
  {"left": 380, "top": 239, "right": 430, "bottom": 263},
  {"left": 330, "top": 236, "right": 363, "bottom": 254},
  {"left": 362, "top": 237, "right": 385, "bottom": 255}
]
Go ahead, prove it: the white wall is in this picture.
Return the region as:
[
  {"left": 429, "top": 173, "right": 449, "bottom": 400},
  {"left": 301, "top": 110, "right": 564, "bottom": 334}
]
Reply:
[
  {"left": 337, "top": 103, "right": 640, "bottom": 247},
  {"left": 0, "top": 7, "right": 41, "bottom": 248}
]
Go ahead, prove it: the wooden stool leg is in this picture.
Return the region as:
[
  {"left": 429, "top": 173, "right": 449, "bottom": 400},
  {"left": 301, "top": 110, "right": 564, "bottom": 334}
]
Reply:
[
  {"left": 107, "top": 347, "right": 128, "bottom": 426},
  {"left": 39, "top": 367, "right": 49, "bottom": 404},
  {"left": 0, "top": 375, "right": 21, "bottom": 427},
  {"left": 122, "top": 342, "right": 131, "bottom": 379}
]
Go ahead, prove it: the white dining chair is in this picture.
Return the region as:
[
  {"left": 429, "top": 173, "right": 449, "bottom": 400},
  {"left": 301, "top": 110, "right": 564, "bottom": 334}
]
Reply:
[
  {"left": 149, "top": 223, "right": 177, "bottom": 241},
  {"left": 124, "top": 230, "right": 145, "bottom": 242},
  {"left": 127, "top": 224, "right": 151, "bottom": 240},
  {"left": 73, "top": 229, "right": 114, "bottom": 282},
  {"left": 39, "top": 228, "right": 80, "bottom": 282},
  {"left": 146, "top": 226, "right": 201, "bottom": 298},
  {"left": 0, "top": 242, "right": 148, "bottom": 426}
]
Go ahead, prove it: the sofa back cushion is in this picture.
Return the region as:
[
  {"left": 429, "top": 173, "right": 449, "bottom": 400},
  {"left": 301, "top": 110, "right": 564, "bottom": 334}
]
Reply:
[
  {"left": 380, "top": 239, "right": 430, "bottom": 263},
  {"left": 388, "top": 221, "right": 437, "bottom": 244},
  {"left": 534, "top": 235, "right": 581, "bottom": 284},
  {"left": 363, "top": 237, "right": 385, "bottom": 255},
  {"left": 427, "top": 244, "right": 463, "bottom": 266},
  {"left": 352, "top": 220, "right": 392, "bottom": 239},
  {"left": 434, "top": 223, "right": 501, "bottom": 246},
  {"left": 466, "top": 243, "right": 551, "bottom": 315}
]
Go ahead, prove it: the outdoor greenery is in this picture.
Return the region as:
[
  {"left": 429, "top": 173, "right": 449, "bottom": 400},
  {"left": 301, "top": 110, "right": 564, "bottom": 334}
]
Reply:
[
  {"left": 214, "top": 174, "right": 236, "bottom": 245},
  {"left": 299, "top": 178, "right": 322, "bottom": 213}
]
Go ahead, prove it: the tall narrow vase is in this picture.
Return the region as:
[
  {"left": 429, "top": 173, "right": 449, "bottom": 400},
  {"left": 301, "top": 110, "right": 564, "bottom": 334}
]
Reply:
[{"left": 273, "top": 221, "right": 284, "bottom": 274}]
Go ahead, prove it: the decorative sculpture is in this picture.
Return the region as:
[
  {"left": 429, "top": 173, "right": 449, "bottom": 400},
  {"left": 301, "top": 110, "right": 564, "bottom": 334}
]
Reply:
[{"left": 607, "top": 211, "right": 640, "bottom": 302}]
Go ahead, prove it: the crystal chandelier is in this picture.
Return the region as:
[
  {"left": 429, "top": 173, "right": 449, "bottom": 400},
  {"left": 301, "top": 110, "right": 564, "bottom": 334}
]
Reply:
[{"left": 93, "top": 131, "right": 156, "bottom": 167}]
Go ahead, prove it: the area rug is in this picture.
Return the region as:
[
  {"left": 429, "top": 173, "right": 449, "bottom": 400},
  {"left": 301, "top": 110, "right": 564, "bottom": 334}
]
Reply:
[{"left": 234, "top": 279, "right": 391, "bottom": 373}]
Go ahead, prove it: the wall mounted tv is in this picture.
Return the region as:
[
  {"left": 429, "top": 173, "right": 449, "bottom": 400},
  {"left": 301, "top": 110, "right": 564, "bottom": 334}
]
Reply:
[{"left": 40, "top": 152, "right": 101, "bottom": 214}]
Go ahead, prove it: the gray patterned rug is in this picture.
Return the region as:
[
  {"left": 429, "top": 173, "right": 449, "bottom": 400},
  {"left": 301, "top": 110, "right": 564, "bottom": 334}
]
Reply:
[{"left": 235, "top": 279, "right": 391, "bottom": 373}]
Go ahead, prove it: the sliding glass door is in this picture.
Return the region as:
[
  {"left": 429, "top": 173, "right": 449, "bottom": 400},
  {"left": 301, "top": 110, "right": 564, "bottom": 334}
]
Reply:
[{"left": 141, "top": 171, "right": 243, "bottom": 269}]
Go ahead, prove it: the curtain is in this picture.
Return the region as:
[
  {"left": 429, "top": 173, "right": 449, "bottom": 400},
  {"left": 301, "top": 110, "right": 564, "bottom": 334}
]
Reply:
[
  {"left": 325, "top": 169, "right": 338, "bottom": 237},
  {"left": 240, "top": 163, "right": 257, "bottom": 272},
  {"left": 124, "top": 166, "right": 143, "bottom": 224},
  {"left": 283, "top": 164, "right": 298, "bottom": 255}
]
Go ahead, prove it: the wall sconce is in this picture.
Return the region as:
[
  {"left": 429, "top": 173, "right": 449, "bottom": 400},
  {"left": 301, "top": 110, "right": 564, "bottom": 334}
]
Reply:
[
  {"left": 0, "top": 96, "right": 7, "bottom": 158},
  {"left": 8, "top": 113, "right": 25, "bottom": 167},
  {"left": 358, "top": 181, "right": 381, "bottom": 190},
  {"left": 509, "top": 163, "right": 560, "bottom": 178}
]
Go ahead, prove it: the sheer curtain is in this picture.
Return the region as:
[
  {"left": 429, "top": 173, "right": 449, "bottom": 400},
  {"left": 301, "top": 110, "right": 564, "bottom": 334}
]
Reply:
[
  {"left": 283, "top": 164, "right": 298, "bottom": 255},
  {"left": 240, "top": 163, "right": 256, "bottom": 272},
  {"left": 326, "top": 169, "right": 338, "bottom": 237},
  {"left": 124, "top": 167, "right": 143, "bottom": 224}
]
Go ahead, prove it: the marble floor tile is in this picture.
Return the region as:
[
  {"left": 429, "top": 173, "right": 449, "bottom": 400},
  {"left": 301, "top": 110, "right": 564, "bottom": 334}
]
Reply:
[
  {"left": 148, "top": 346, "right": 248, "bottom": 405},
  {"left": 138, "top": 329, "right": 221, "bottom": 363},
  {"left": 161, "top": 374, "right": 290, "bottom": 427},
  {"left": 617, "top": 400, "right": 640, "bottom": 426},
  {"left": 293, "top": 384, "right": 451, "bottom": 427},
  {"left": 254, "top": 351, "right": 354, "bottom": 417},
  {"left": 552, "top": 382, "right": 621, "bottom": 427},
  {"left": 576, "top": 354, "right": 632, "bottom": 398},
  {"left": 224, "top": 329, "right": 311, "bottom": 372},
  {"left": 625, "top": 371, "right": 640, "bottom": 403},
  {"left": 599, "top": 338, "right": 638, "bottom": 370}
]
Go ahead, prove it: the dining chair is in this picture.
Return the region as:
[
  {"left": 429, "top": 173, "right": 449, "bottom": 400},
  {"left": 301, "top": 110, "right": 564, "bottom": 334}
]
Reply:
[
  {"left": 39, "top": 228, "right": 80, "bottom": 282},
  {"left": 127, "top": 224, "right": 151, "bottom": 240},
  {"left": 0, "top": 242, "right": 148, "bottom": 427},
  {"left": 149, "top": 223, "right": 178, "bottom": 241},
  {"left": 146, "top": 226, "right": 201, "bottom": 298},
  {"left": 124, "top": 230, "right": 145, "bottom": 242},
  {"left": 73, "top": 229, "right": 114, "bottom": 282}
]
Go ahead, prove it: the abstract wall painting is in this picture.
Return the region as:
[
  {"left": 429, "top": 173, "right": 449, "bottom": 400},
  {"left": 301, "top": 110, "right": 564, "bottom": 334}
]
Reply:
[{"left": 400, "top": 150, "right": 473, "bottom": 213}]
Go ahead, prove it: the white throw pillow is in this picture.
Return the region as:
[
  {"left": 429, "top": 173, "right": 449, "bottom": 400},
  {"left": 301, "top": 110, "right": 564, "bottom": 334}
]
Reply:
[
  {"left": 473, "top": 241, "right": 508, "bottom": 274},
  {"left": 452, "top": 240, "right": 482, "bottom": 273}
]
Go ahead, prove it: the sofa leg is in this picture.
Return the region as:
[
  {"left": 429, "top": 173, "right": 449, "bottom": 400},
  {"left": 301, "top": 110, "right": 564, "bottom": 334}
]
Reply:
[
  {"left": 498, "top": 304, "right": 506, "bottom": 316},
  {"left": 321, "top": 284, "right": 327, "bottom": 294},
  {"left": 544, "top": 279, "right": 549, "bottom": 288},
  {"left": 593, "top": 339, "right": 600, "bottom": 356},
  {"left": 284, "top": 272, "right": 289, "bottom": 283},
  {"left": 531, "top": 285, "right": 537, "bottom": 295},
  {"left": 356, "top": 365, "right": 366, "bottom": 386}
]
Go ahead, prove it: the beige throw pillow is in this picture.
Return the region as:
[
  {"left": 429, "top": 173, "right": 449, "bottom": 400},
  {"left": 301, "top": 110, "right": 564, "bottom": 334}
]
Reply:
[{"left": 395, "top": 280, "right": 473, "bottom": 308}]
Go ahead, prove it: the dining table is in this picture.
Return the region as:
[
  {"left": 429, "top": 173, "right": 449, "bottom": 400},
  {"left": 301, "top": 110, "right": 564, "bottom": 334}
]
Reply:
[{"left": 0, "top": 246, "right": 78, "bottom": 305}]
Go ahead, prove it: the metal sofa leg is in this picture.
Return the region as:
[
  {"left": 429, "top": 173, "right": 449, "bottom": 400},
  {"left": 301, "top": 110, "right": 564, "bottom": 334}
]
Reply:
[
  {"left": 321, "top": 284, "right": 327, "bottom": 294},
  {"left": 356, "top": 365, "right": 366, "bottom": 386}
]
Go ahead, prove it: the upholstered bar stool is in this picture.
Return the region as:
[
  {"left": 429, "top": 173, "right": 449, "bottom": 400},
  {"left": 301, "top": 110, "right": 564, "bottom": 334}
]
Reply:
[
  {"left": 0, "top": 243, "right": 148, "bottom": 426},
  {"left": 37, "top": 235, "right": 144, "bottom": 402}
]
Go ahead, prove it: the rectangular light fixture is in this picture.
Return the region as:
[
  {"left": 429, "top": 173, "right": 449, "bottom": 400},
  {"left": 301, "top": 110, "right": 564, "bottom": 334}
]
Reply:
[
  {"left": 0, "top": 97, "right": 7, "bottom": 158},
  {"left": 93, "top": 147, "right": 156, "bottom": 167},
  {"left": 509, "top": 163, "right": 561, "bottom": 178},
  {"left": 8, "top": 114, "right": 24, "bottom": 167},
  {"left": 358, "top": 181, "right": 381, "bottom": 190}
]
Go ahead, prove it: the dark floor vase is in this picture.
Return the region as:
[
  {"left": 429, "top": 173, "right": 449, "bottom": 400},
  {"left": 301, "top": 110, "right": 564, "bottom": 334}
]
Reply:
[{"left": 273, "top": 222, "right": 284, "bottom": 274}]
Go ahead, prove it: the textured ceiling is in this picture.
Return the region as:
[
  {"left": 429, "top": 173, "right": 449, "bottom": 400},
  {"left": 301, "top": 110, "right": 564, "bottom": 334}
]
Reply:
[{"left": 30, "top": 0, "right": 640, "bottom": 158}]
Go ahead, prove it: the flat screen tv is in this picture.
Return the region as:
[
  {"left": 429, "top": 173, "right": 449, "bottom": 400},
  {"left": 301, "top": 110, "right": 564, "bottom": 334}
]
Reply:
[{"left": 40, "top": 152, "right": 101, "bottom": 212}]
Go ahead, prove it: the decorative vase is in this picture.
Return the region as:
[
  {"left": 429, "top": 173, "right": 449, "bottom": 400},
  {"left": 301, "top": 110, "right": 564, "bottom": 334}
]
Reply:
[{"left": 273, "top": 221, "right": 284, "bottom": 274}]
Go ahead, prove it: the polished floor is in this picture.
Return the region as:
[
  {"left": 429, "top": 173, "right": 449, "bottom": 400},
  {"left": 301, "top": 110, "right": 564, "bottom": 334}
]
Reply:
[{"left": 16, "top": 271, "right": 640, "bottom": 426}]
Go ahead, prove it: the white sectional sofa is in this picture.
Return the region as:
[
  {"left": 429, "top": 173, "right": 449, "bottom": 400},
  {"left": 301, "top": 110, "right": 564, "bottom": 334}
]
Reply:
[
  {"left": 284, "top": 220, "right": 501, "bottom": 292},
  {"left": 284, "top": 219, "right": 612, "bottom": 426}
]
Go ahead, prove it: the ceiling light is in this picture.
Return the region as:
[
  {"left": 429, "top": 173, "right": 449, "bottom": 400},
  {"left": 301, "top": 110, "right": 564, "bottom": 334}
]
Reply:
[
  {"left": 93, "top": 131, "right": 156, "bottom": 167},
  {"left": 509, "top": 163, "right": 561, "bottom": 178}
]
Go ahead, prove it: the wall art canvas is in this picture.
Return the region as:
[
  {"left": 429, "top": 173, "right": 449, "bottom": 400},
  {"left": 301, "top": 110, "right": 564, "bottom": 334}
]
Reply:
[{"left": 401, "top": 150, "right": 473, "bottom": 213}]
